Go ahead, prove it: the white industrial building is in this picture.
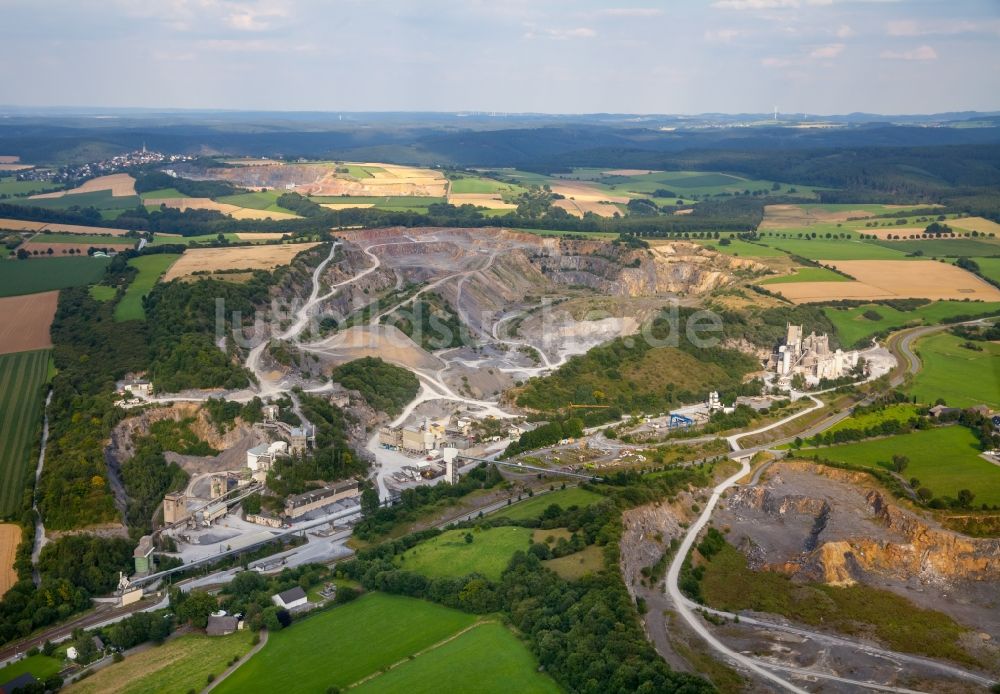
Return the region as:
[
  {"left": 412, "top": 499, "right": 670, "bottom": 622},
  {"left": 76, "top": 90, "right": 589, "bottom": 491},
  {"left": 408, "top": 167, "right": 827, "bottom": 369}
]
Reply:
[{"left": 771, "top": 323, "right": 861, "bottom": 385}]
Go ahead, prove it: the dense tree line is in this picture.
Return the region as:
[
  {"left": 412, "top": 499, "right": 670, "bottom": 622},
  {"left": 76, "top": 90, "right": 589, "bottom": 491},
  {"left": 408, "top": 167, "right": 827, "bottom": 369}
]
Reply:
[
  {"left": 328, "top": 357, "right": 420, "bottom": 417},
  {"left": 503, "top": 418, "right": 584, "bottom": 458},
  {"left": 133, "top": 171, "right": 244, "bottom": 199}
]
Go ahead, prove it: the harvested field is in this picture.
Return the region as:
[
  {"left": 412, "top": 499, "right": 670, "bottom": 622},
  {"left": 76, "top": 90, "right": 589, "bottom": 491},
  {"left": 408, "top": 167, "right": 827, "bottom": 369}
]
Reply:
[
  {"left": 0, "top": 219, "right": 129, "bottom": 236},
  {"left": 951, "top": 216, "right": 1000, "bottom": 236},
  {"left": 772, "top": 260, "right": 1000, "bottom": 303},
  {"left": 162, "top": 242, "right": 320, "bottom": 280},
  {"left": 0, "top": 219, "right": 48, "bottom": 232},
  {"left": 0, "top": 164, "right": 32, "bottom": 172},
  {"left": 189, "top": 161, "right": 447, "bottom": 197},
  {"left": 145, "top": 197, "right": 300, "bottom": 220},
  {"left": 553, "top": 198, "right": 620, "bottom": 218},
  {"left": 550, "top": 181, "right": 629, "bottom": 204},
  {"left": 20, "top": 241, "right": 133, "bottom": 256},
  {"left": 760, "top": 203, "right": 927, "bottom": 230},
  {"left": 673, "top": 208, "right": 694, "bottom": 215},
  {"left": 0, "top": 524, "right": 19, "bottom": 598},
  {"left": 320, "top": 203, "right": 375, "bottom": 210},
  {"left": 31, "top": 173, "right": 135, "bottom": 199},
  {"left": 0, "top": 156, "right": 19, "bottom": 163},
  {"left": 447, "top": 193, "right": 516, "bottom": 210},
  {"left": 235, "top": 232, "right": 288, "bottom": 241},
  {"left": 0, "top": 291, "right": 58, "bottom": 354}
]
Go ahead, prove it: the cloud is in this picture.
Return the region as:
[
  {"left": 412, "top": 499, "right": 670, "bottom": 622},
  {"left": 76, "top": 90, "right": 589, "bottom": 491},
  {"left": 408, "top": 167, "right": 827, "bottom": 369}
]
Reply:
[
  {"left": 887, "top": 19, "right": 1000, "bottom": 37},
  {"left": 810, "top": 43, "right": 844, "bottom": 58},
  {"left": 598, "top": 8, "right": 664, "bottom": 17},
  {"left": 835, "top": 24, "right": 855, "bottom": 38},
  {"left": 704, "top": 28, "right": 742, "bottom": 43},
  {"left": 712, "top": 0, "right": 798, "bottom": 9},
  {"left": 761, "top": 57, "right": 794, "bottom": 68},
  {"left": 880, "top": 45, "right": 938, "bottom": 60},
  {"left": 523, "top": 25, "right": 597, "bottom": 41}
]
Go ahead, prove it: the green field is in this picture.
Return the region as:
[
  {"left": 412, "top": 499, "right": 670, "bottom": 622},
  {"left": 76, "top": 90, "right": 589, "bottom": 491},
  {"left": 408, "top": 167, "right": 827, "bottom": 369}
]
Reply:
[
  {"left": 497, "top": 487, "right": 606, "bottom": 521},
  {"left": 824, "top": 301, "right": 1000, "bottom": 347},
  {"left": 0, "top": 653, "right": 62, "bottom": 685},
  {"left": 909, "top": 332, "right": 1000, "bottom": 409},
  {"left": 760, "top": 266, "right": 850, "bottom": 284},
  {"left": 968, "top": 258, "right": 1000, "bottom": 284},
  {"left": 114, "top": 254, "right": 180, "bottom": 321},
  {"left": 26, "top": 233, "right": 136, "bottom": 246},
  {"left": 215, "top": 593, "right": 478, "bottom": 694},
  {"left": 353, "top": 622, "right": 560, "bottom": 694},
  {"left": 763, "top": 238, "right": 909, "bottom": 260},
  {"left": 515, "top": 227, "right": 618, "bottom": 240},
  {"left": 0, "top": 350, "right": 49, "bottom": 517},
  {"left": 806, "top": 425, "right": 1000, "bottom": 506},
  {"left": 0, "top": 256, "right": 110, "bottom": 297},
  {"left": 542, "top": 544, "right": 606, "bottom": 581},
  {"left": 89, "top": 285, "right": 117, "bottom": 301},
  {"left": 0, "top": 178, "right": 61, "bottom": 197},
  {"left": 20, "top": 190, "right": 141, "bottom": 211},
  {"left": 607, "top": 169, "right": 823, "bottom": 198},
  {"left": 66, "top": 630, "right": 255, "bottom": 694},
  {"left": 216, "top": 191, "right": 297, "bottom": 215},
  {"left": 396, "top": 526, "right": 533, "bottom": 580},
  {"left": 823, "top": 404, "right": 921, "bottom": 436},
  {"left": 448, "top": 176, "right": 523, "bottom": 196},
  {"left": 872, "top": 238, "right": 1000, "bottom": 258},
  {"left": 148, "top": 233, "right": 244, "bottom": 246},
  {"left": 694, "top": 238, "right": 789, "bottom": 258}
]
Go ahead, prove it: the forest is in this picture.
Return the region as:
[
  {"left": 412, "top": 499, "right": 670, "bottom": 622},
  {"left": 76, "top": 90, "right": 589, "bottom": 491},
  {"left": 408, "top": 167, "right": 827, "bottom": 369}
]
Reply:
[{"left": 329, "top": 357, "right": 420, "bottom": 417}]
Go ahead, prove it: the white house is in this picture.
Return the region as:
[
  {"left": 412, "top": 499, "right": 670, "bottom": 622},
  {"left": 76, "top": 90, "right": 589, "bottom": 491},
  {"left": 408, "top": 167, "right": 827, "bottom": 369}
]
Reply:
[{"left": 272, "top": 586, "right": 308, "bottom": 610}]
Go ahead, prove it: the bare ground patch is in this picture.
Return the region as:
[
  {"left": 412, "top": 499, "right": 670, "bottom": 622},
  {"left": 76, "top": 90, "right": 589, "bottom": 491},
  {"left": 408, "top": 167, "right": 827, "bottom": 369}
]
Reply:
[{"left": 0, "top": 291, "right": 58, "bottom": 354}]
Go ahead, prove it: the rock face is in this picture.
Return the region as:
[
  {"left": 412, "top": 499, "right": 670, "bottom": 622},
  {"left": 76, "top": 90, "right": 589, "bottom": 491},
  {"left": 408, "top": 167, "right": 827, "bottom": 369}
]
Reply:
[
  {"left": 109, "top": 403, "right": 250, "bottom": 463},
  {"left": 724, "top": 463, "right": 1000, "bottom": 587},
  {"left": 717, "top": 461, "right": 1000, "bottom": 636}
]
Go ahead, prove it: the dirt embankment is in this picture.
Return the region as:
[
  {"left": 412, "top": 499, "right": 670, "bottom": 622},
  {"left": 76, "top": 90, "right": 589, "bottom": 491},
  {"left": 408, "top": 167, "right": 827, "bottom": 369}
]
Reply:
[{"left": 719, "top": 461, "right": 1000, "bottom": 637}]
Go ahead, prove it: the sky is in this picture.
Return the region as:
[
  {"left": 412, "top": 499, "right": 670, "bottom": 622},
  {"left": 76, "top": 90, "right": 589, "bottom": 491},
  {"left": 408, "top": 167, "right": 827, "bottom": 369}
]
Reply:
[{"left": 1, "top": 0, "right": 999, "bottom": 114}]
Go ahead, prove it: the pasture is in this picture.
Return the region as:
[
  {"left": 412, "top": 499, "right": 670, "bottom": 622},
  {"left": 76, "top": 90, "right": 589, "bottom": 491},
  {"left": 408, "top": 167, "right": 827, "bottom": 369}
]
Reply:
[
  {"left": 448, "top": 176, "right": 513, "bottom": 195},
  {"left": 0, "top": 524, "right": 21, "bottom": 598},
  {"left": 0, "top": 177, "right": 60, "bottom": 197},
  {"left": 352, "top": 622, "right": 560, "bottom": 694},
  {"left": 65, "top": 630, "right": 256, "bottom": 694},
  {"left": 693, "top": 238, "right": 789, "bottom": 257},
  {"left": 759, "top": 203, "right": 935, "bottom": 230},
  {"left": 824, "top": 301, "right": 1000, "bottom": 346},
  {"left": 216, "top": 190, "right": 298, "bottom": 214},
  {"left": 822, "top": 404, "right": 921, "bottom": 436},
  {"left": 139, "top": 187, "right": 185, "bottom": 199},
  {"left": 871, "top": 238, "right": 1000, "bottom": 257},
  {"left": 148, "top": 232, "right": 243, "bottom": 246},
  {"left": 497, "top": 486, "right": 606, "bottom": 521},
  {"left": 973, "top": 258, "right": 1000, "bottom": 284},
  {"left": 0, "top": 292, "right": 58, "bottom": 354},
  {"left": 763, "top": 238, "right": 908, "bottom": 260},
  {"left": 909, "top": 332, "right": 1000, "bottom": 409},
  {"left": 0, "top": 256, "right": 109, "bottom": 297},
  {"left": 759, "top": 267, "right": 849, "bottom": 284},
  {"left": 0, "top": 349, "right": 50, "bottom": 517},
  {"left": 115, "top": 254, "right": 181, "bottom": 321},
  {"left": 807, "top": 425, "right": 1000, "bottom": 507},
  {"left": 0, "top": 654, "right": 62, "bottom": 685},
  {"left": 162, "top": 243, "right": 319, "bottom": 281},
  {"left": 214, "top": 593, "right": 478, "bottom": 694},
  {"left": 395, "top": 526, "right": 533, "bottom": 580},
  {"left": 24, "top": 189, "right": 141, "bottom": 211},
  {"left": 542, "top": 544, "right": 605, "bottom": 581}
]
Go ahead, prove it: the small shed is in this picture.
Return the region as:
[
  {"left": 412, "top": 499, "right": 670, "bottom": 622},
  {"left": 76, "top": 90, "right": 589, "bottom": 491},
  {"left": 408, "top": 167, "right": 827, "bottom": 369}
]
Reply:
[
  {"left": 206, "top": 614, "right": 239, "bottom": 636},
  {"left": 271, "top": 586, "right": 308, "bottom": 610}
]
